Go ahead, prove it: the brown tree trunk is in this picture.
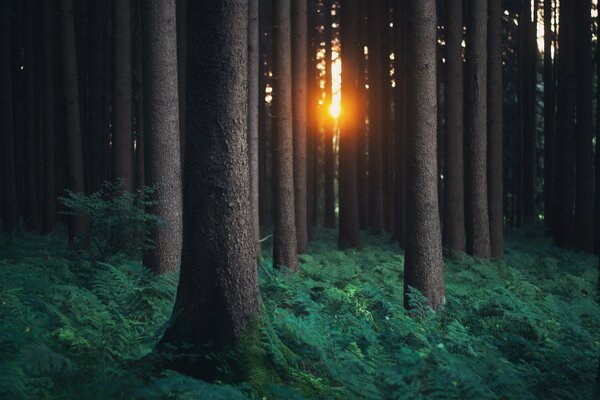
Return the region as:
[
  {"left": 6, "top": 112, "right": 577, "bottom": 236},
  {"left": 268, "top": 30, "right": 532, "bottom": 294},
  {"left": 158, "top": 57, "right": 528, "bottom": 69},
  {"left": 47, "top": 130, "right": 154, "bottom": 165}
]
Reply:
[
  {"left": 367, "top": 0, "right": 384, "bottom": 233},
  {"left": 543, "top": 0, "right": 555, "bottom": 228},
  {"left": 403, "top": 0, "right": 445, "bottom": 311},
  {"left": 554, "top": 0, "right": 576, "bottom": 248},
  {"left": 112, "top": 0, "right": 134, "bottom": 191},
  {"left": 42, "top": 0, "right": 56, "bottom": 234},
  {"left": 393, "top": 0, "right": 406, "bottom": 246},
  {"left": 338, "top": 0, "right": 360, "bottom": 249},
  {"left": 574, "top": 0, "right": 595, "bottom": 252},
  {"left": 323, "top": 5, "right": 336, "bottom": 229},
  {"left": 442, "top": 0, "right": 465, "bottom": 253},
  {"left": 272, "top": 0, "right": 299, "bottom": 270},
  {"left": 464, "top": 0, "right": 491, "bottom": 258},
  {"left": 159, "top": 1, "right": 259, "bottom": 379},
  {"left": 248, "top": 0, "right": 261, "bottom": 254},
  {"left": 141, "top": 0, "right": 183, "bottom": 275},
  {"left": 488, "top": 0, "right": 503, "bottom": 259},
  {"left": 60, "top": 0, "right": 87, "bottom": 241},
  {"left": 292, "top": 0, "right": 308, "bottom": 253},
  {"left": 1, "top": 0, "right": 18, "bottom": 232}
]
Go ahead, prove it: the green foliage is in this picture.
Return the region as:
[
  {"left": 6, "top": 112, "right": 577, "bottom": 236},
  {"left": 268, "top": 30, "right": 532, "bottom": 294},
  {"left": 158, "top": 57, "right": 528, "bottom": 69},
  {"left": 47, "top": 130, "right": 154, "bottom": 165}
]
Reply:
[
  {"left": 59, "top": 180, "right": 163, "bottom": 261},
  {"left": 0, "top": 227, "right": 599, "bottom": 399}
]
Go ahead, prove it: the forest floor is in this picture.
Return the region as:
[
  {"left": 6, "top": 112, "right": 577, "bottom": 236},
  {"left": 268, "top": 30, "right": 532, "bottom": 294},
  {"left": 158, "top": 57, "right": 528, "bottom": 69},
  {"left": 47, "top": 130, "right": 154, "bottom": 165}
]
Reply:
[{"left": 0, "top": 226, "right": 599, "bottom": 399}]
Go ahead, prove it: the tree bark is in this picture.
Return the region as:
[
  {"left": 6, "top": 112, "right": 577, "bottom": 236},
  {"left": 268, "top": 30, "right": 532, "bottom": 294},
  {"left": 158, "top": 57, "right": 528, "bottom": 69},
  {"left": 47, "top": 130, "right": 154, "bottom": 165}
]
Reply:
[
  {"left": 403, "top": 0, "right": 445, "bottom": 311},
  {"left": 60, "top": 0, "right": 87, "bottom": 241},
  {"left": 543, "top": 0, "right": 555, "bottom": 228},
  {"left": 141, "top": 0, "right": 183, "bottom": 275},
  {"left": 272, "top": 0, "right": 299, "bottom": 270},
  {"left": 338, "top": 0, "right": 360, "bottom": 249},
  {"left": 112, "top": 0, "right": 134, "bottom": 191},
  {"left": 488, "top": 0, "right": 503, "bottom": 259},
  {"left": 292, "top": 0, "right": 309, "bottom": 253},
  {"left": 176, "top": 0, "right": 186, "bottom": 169},
  {"left": 248, "top": 0, "right": 261, "bottom": 254},
  {"left": 160, "top": 0, "right": 259, "bottom": 380},
  {"left": 442, "top": 0, "right": 465, "bottom": 253},
  {"left": 574, "top": 0, "right": 595, "bottom": 252},
  {"left": 464, "top": 0, "right": 491, "bottom": 258}
]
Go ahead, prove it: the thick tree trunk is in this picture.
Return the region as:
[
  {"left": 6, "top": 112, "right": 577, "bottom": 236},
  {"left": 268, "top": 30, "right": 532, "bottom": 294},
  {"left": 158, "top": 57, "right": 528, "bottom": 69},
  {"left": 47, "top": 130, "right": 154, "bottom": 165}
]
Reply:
[
  {"left": 141, "top": 0, "right": 183, "bottom": 275},
  {"left": 488, "top": 0, "right": 503, "bottom": 259},
  {"left": 442, "top": 0, "right": 465, "bottom": 253},
  {"left": 338, "top": 0, "right": 360, "bottom": 249},
  {"left": 543, "top": 0, "right": 555, "bottom": 227},
  {"left": 42, "top": 0, "right": 56, "bottom": 234},
  {"left": 554, "top": 0, "right": 576, "bottom": 248},
  {"left": 248, "top": 0, "right": 261, "bottom": 254},
  {"left": 292, "top": 0, "right": 308, "bottom": 253},
  {"left": 160, "top": 0, "right": 259, "bottom": 380},
  {"left": 60, "top": 0, "right": 87, "bottom": 241},
  {"left": 574, "top": 0, "right": 595, "bottom": 252},
  {"left": 403, "top": 0, "right": 445, "bottom": 311},
  {"left": 1, "top": 0, "right": 18, "bottom": 232},
  {"left": 464, "top": 0, "right": 491, "bottom": 258},
  {"left": 134, "top": 4, "right": 144, "bottom": 191},
  {"left": 367, "top": 1, "right": 384, "bottom": 233},
  {"left": 112, "top": 0, "right": 134, "bottom": 191},
  {"left": 393, "top": 0, "right": 406, "bottom": 246},
  {"left": 272, "top": 0, "right": 299, "bottom": 270}
]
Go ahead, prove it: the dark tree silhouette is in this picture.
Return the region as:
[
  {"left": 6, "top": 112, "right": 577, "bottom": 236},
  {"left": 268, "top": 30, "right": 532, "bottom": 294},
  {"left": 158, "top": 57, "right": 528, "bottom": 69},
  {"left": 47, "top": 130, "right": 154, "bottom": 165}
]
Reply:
[{"left": 543, "top": 0, "right": 555, "bottom": 228}]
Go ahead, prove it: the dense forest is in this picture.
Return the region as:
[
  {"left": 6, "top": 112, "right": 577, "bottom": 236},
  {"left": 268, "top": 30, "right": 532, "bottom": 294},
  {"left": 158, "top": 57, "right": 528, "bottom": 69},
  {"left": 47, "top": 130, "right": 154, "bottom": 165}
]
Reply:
[{"left": 1, "top": 0, "right": 599, "bottom": 399}]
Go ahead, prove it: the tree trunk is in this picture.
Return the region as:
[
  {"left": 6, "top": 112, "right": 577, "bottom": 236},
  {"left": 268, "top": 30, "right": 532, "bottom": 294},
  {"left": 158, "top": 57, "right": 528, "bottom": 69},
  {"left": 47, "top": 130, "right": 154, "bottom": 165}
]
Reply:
[
  {"left": 60, "top": 0, "right": 87, "bottom": 241},
  {"left": 272, "top": 0, "right": 299, "bottom": 270},
  {"left": 141, "top": 0, "right": 183, "bottom": 275},
  {"left": 357, "top": 0, "right": 369, "bottom": 231},
  {"left": 292, "top": 0, "right": 308, "bottom": 253},
  {"left": 464, "top": 0, "right": 491, "bottom": 258},
  {"left": 1, "top": 0, "right": 18, "bottom": 232},
  {"left": 488, "top": 0, "right": 503, "bottom": 259},
  {"left": 367, "top": 0, "right": 384, "bottom": 233},
  {"left": 88, "top": 0, "right": 105, "bottom": 193},
  {"left": 403, "top": 0, "right": 445, "bottom": 311},
  {"left": 338, "top": 0, "right": 360, "bottom": 249},
  {"left": 543, "top": 0, "right": 555, "bottom": 227},
  {"left": 554, "top": 0, "right": 576, "bottom": 248},
  {"left": 574, "top": 0, "right": 595, "bottom": 252},
  {"left": 134, "top": 3, "right": 144, "bottom": 191},
  {"left": 159, "top": 0, "right": 259, "bottom": 380},
  {"left": 442, "top": 0, "right": 465, "bottom": 253},
  {"left": 306, "top": 0, "right": 318, "bottom": 238},
  {"left": 323, "top": 5, "right": 336, "bottom": 229},
  {"left": 112, "top": 0, "right": 134, "bottom": 191},
  {"left": 393, "top": 0, "right": 406, "bottom": 246},
  {"left": 596, "top": 8, "right": 600, "bottom": 254},
  {"left": 176, "top": 0, "right": 186, "bottom": 169},
  {"left": 381, "top": 2, "right": 393, "bottom": 233},
  {"left": 248, "top": 0, "right": 261, "bottom": 254}
]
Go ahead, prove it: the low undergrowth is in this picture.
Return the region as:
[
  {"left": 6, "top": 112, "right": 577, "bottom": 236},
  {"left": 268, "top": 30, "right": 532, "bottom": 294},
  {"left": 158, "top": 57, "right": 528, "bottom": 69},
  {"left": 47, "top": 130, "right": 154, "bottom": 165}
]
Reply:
[{"left": 0, "top": 226, "right": 598, "bottom": 399}]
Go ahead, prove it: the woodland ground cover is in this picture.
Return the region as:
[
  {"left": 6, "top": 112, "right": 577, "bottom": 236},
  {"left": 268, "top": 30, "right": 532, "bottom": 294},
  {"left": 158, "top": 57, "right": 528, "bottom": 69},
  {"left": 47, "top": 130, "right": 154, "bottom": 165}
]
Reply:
[{"left": 0, "top": 227, "right": 598, "bottom": 399}]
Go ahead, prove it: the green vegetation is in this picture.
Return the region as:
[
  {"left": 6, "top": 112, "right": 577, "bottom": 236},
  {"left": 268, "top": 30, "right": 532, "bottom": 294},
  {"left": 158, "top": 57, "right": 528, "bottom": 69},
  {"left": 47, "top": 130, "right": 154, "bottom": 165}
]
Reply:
[{"left": 1, "top": 227, "right": 598, "bottom": 399}]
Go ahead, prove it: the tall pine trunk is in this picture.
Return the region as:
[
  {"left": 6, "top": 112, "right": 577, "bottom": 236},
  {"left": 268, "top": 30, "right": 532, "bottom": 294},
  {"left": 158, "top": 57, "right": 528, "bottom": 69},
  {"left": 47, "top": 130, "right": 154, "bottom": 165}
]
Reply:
[
  {"left": 42, "top": 0, "right": 56, "bottom": 234},
  {"left": 543, "top": 0, "right": 555, "bottom": 227},
  {"left": 393, "top": 0, "right": 406, "bottom": 246}
]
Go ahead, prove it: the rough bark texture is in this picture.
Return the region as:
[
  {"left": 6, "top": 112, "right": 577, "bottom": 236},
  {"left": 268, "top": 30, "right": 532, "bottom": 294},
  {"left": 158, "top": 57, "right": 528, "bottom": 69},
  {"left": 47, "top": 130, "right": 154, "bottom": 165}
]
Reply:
[
  {"left": 574, "top": 0, "right": 595, "bottom": 252},
  {"left": 338, "top": 0, "right": 360, "bottom": 249},
  {"left": 554, "top": 0, "right": 575, "bottom": 248},
  {"left": 272, "top": 0, "right": 299, "bottom": 270},
  {"left": 442, "top": 0, "right": 465, "bottom": 253},
  {"left": 176, "top": 0, "right": 187, "bottom": 169},
  {"left": 367, "top": 0, "right": 384, "bottom": 233},
  {"left": 141, "top": 0, "right": 183, "bottom": 275},
  {"left": 1, "top": 0, "right": 18, "bottom": 232},
  {"left": 403, "top": 0, "right": 445, "bottom": 311},
  {"left": 292, "top": 0, "right": 309, "bottom": 253},
  {"left": 323, "top": 7, "right": 336, "bottom": 229},
  {"left": 42, "top": 0, "right": 56, "bottom": 233},
  {"left": 487, "top": 0, "right": 503, "bottom": 259},
  {"left": 248, "top": 0, "right": 261, "bottom": 253},
  {"left": 60, "top": 0, "right": 87, "bottom": 241},
  {"left": 464, "top": 0, "right": 491, "bottom": 258},
  {"left": 134, "top": 6, "right": 144, "bottom": 191},
  {"left": 112, "top": 0, "right": 134, "bottom": 191},
  {"left": 306, "top": 0, "right": 318, "bottom": 238},
  {"left": 393, "top": 0, "right": 406, "bottom": 246},
  {"left": 160, "top": 0, "right": 259, "bottom": 379},
  {"left": 543, "top": 0, "right": 555, "bottom": 227}
]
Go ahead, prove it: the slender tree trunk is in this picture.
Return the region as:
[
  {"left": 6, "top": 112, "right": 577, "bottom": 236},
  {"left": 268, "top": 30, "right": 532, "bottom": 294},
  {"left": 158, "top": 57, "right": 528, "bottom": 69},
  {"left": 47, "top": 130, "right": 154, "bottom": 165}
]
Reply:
[
  {"left": 259, "top": 0, "right": 273, "bottom": 228},
  {"left": 381, "top": 2, "right": 393, "bottom": 233},
  {"left": 554, "top": 0, "right": 576, "bottom": 248},
  {"left": 358, "top": 0, "right": 369, "bottom": 231},
  {"left": 159, "top": 1, "right": 259, "bottom": 379},
  {"left": 141, "top": 0, "right": 182, "bottom": 275},
  {"left": 88, "top": 0, "right": 105, "bottom": 193},
  {"left": 338, "top": 0, "right": 360, "bottom": 249},
  {"left": 403, "top": 0, "right": 445, "bottom": 311},
  {"left": 488, "top": 0, "right": 503, "bottom": 259},
  {"left": 1, "top": 0, "right": 18, "bottom": 232},
  {"left": 574, "top": 0, "right": 595, "bottom": 252},
  {"left": 368, "top": 0, "right": 384, "bottom": 233},
  {"left": 442, "top": 0, "right": 465, "bottom": 253},
  {"left": 248, "top": 0, "right": 261, "bottom": 253},
  {"left": 292, "top": 0, "right": 309, "bottom": 253},
  {"left": 60, "top": 0, "right": 87, "bottom": 241},
  {"left": 112, "top": 0, "right": 134, "bottom": 191},
  {"left": 393, "top": 0, "right": 406, "bottom": 246},
  {"left": 464, "top": 0, "right": 491, "bottom": 258},
  {"left": 272, "top": 0, "right": 298, "bottom": 270},
  {"left": 596, "top": 9, "right": 600, "bottom": 254},
  {"left": 323, "top": 5, "right": 336, "bottom": 229},
  {"left": 306, "top": 0, "right": 318, "bottom": 238},
  {"left": 543, "top": 0, "right": 555, "bottom": 228}
]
